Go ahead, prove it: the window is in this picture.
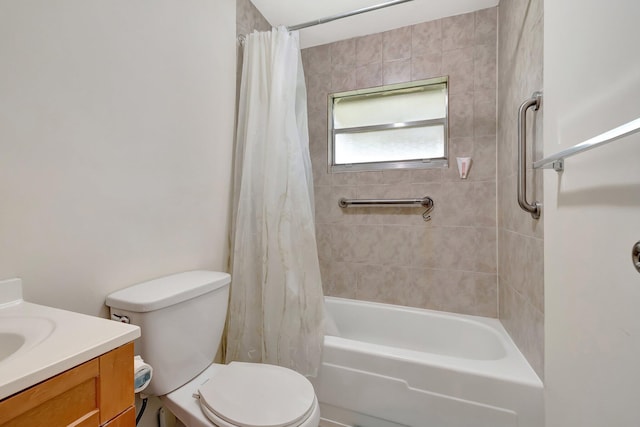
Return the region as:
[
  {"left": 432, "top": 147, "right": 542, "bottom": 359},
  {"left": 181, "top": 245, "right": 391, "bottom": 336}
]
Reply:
[{"left": 328, "top": 76, "right": 449, "bottom": 172}]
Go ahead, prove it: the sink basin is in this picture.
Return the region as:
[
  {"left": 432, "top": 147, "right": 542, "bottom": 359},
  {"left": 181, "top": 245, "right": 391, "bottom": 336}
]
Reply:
[
  {"left": 0, "top": 317, "right": 56, "bottom": 362},
  {"left": 0, "top": 333, "right": 25, "bottom": 361}
]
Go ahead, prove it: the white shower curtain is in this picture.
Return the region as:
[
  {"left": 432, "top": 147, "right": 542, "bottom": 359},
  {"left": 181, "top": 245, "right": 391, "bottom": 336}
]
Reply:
[{"left": 225, "top": 27, "right": 324, "bottom": 376}]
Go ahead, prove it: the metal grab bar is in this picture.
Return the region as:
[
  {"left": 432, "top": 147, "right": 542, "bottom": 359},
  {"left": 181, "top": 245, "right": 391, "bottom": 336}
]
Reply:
[
  {"left": 338, "top": 196, "right": 435, "bottom": 221},
  {"left": 517, "top": 92, "right": 542, "bottom": 220}
]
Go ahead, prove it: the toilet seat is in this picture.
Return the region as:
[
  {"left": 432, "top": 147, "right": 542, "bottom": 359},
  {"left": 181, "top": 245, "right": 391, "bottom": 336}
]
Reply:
[{"left": 198, "top": 362, "right": 317, "bottom": 427}]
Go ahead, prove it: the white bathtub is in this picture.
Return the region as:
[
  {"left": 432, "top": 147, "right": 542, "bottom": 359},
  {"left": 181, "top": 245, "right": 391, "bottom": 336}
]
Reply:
[{"left": 310, "top": 297, "right": 543, "bottom": 427}]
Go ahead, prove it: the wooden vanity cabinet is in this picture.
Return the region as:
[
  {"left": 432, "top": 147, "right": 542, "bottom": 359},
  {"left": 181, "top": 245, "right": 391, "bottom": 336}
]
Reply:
[{"left": 0, "top": 342, "right": 135, "bottom": 427}]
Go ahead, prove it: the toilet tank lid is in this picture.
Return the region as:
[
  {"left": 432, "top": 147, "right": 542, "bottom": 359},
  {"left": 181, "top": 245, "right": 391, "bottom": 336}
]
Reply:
[{"left": 106, "top": 271, "right": 230, "bottom": 313}]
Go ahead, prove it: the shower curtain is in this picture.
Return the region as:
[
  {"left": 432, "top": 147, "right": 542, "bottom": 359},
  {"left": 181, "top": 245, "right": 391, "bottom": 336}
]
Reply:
[{"left": 225, "top": 27, "right": 324, "bottom": 376}]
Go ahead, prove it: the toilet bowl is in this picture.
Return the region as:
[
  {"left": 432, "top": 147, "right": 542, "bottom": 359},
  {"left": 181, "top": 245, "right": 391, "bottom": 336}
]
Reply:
[
  {"left": 105, "top": 271, "right": 320, "bottom": 427},
  {"left": 163, "top": 363, "right": 320, "bottom": 427}
]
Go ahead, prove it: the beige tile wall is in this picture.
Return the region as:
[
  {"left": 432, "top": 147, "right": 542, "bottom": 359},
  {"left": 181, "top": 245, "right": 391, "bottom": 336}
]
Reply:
[
  {"left": 497, "top": 0, "right": 544, "bottom": 378},
  {"left": 236, "top": 0, "right": 270, "bottom": 37},
  {"left": 303, "top": 9, "right": 499, "bottom": 317}
]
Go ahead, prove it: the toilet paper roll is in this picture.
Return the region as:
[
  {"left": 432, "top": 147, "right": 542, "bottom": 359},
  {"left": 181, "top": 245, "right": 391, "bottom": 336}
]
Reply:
[{"left": 134, "top": 355, "right": 153, "bottom": 393}]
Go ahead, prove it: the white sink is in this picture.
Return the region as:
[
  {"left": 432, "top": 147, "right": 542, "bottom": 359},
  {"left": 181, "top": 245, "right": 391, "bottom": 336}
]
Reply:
[
  {"left": 0, "top": 333, "right": 25, "bottom": 361},
  {"left": 0, "top": 278, "right": 140, "bottom": 400},
  {"left": 0, "top": 317, "right": 56, "bottom": 362}
]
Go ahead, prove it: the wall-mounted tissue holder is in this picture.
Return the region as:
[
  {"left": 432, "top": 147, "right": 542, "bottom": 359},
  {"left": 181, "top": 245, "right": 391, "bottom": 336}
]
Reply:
[{"left": 457, "top": 157, "right": 471, "bottom": 179}]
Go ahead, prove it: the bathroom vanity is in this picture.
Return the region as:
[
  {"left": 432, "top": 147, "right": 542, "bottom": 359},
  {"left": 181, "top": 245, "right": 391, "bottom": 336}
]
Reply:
[
  {"left": 0, "top": 278, "right": 140, "bottom": 426},
  {"left": 0, "top": 343, "right": 135, "bottom": 426}
]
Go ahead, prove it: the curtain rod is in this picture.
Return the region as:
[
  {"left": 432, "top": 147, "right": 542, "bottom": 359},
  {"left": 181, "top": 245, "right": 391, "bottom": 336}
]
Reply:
[{"left": 286, "top": 0, "right": 414, "bottom": 32}]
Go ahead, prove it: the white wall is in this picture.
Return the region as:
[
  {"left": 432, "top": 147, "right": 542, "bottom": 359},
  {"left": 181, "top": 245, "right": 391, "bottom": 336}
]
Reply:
[
  {"left": 544, "top": 0, "right": 640, "bottom": 425},
  {"left": 0, "top": 0, "right": 236, "bottom": 317}
]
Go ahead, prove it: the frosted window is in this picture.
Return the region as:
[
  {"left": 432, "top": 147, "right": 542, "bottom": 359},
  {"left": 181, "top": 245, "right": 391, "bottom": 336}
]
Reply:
[
  {"left": 335, "top": 126, "right": 445, "bottom": 164},
  {"left": 329, "top": 77, "right": 448, "bottom": 172}
]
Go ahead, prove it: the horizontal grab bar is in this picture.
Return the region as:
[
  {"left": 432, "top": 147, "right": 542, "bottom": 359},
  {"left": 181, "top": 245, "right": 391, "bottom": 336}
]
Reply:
[
  {"left": 338, "top": 196, "right": 435, "bottom": 221},
  {"left": 338, "top": 196, "right": 433, "bottom": 208},
  {"left": 533, "top": 117, "right": 640, "bottom": 171}
]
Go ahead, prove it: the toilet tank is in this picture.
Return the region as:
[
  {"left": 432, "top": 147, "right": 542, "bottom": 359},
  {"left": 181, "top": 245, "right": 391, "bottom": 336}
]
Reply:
[{"left": 106, "top": 271, "right": 230, "bottom": 396}]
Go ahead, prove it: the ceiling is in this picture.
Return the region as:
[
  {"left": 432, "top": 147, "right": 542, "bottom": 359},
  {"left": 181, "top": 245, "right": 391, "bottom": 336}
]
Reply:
[{"left": 250, "top": 0, "right": 500, "bottom": 48}]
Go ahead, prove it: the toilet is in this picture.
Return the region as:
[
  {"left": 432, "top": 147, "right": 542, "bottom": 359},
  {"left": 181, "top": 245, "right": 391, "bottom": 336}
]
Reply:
[{"left": 106, "top": 270, "right": 320, "bottom": 427}]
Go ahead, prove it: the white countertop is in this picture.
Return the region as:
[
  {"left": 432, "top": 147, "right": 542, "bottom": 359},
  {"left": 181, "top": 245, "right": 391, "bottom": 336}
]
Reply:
[{"left": 0, "top": 296, "right": 140, "bottom": 400}]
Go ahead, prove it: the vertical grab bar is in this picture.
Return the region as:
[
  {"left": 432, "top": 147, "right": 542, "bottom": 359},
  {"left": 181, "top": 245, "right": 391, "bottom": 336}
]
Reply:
[{"left": 517, "top": 92, "right": 542, "bottom": 219}]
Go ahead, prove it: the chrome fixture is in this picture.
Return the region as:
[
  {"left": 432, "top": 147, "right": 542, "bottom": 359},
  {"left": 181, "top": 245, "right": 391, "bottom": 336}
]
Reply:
[
  {"left": 533, "top": 117, "right": 640, "bottom": 172},
  {"left": 517, "top": 92, "right": 542, "bottom": 219},
  {"left": 338, "top": 196, "right": 434, "bottom": 221},
  {"left": 287, "top": 0, "right": 414, "bottom": 31},
  {"left": 633, "top": 241, "right": 640, "bottom": 274}
]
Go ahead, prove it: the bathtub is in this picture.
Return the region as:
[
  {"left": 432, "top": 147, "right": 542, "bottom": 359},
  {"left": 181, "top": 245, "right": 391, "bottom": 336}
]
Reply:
[{"left": 310, "top": 297, "right": 543, "bottom": 427}]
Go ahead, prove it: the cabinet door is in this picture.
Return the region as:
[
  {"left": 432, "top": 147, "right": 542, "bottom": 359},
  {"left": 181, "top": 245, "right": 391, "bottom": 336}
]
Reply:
[
  {"left": 0, "top": 359, "right": 100, "bottom": 427},
  {"left": 98, "top": 343, "right": 134, "bottom": 425},
  {"left": 102, "top": 407, "right": 135, "bottom": 427}
]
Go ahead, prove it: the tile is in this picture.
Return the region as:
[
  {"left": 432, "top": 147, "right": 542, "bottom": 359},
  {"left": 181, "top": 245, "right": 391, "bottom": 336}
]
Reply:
[
  {"left": 331, "top": 170, "right": 359, "bottom": 186},
  {"left": 442, "top": 12, "right": 475, "bottom": 52},
  {"left": 412, "top": 19, "right": 442, "bottom": 56},
  {"left": 382, "top": 169, "right": 416, "bottom": 185},
  {"left": 499, "top": 283, "right": 544, "bottom": 379},
  {"left": 249, "top": 3, "right": 270, "bottom": 31},
  {"left": 355, "top": 171, "right": 385, "bottom": 185},
  {"left": 474, "top": 43, "right": 497, "bottom": 94},
  {"left": 443, "top": 46, "right": 475, "bottom": 67},
  {"left": 498, "top": 229, "right": 544, "bottom": 312},
  {"left": 331, "top": 224, "right": 384, "bottom": 263},
  {"left": 315, "top": 185, "right": 356, "bottom": 224},
  {"left": 355, "top": 264, "right": 411, "bottom": 306},
  {"left": 411, "top": 53, "right": 443, "bottom": 81},
  {"left": 475, "top": 7, "right": 497, "bottom": 46},
  {"left": 302, "top": 44, "right": 331, "bottom": 76},
  {"left": 410, "top": 168, "right": 443, "bottom": 183},
  {"left": 420, "top": 226, "right": 472, "bottom": 270},
  {"left": 383, "top": 59, "right": 411, "bottom": 85},
  {"left": 443, "top": 48, "right": 475, "bottom": 95},
  {"left": 305, "top": 72, "right": 331, "bottom": 114},
  {"left": 308, "top": 112, "right": 327, "bottom": 143},
  {"left": 469, "top": 135, "right": 497, "bottom": 182},
  {"left": 356, "top": 63, "right": 383, "bottom": 88},
  {"left": 449, "top": 94, "right": 474, "bottom": 138},
  {"left": 236, "top": 0, "right": 252, "bottom": 32},
  {"left": 410, "top": 268, "right": 497, "bottom": 316},
  {"left": 326, "top": 261, "right": 358, "bottom": 299},
  {"left": 379, "top": 225, "right": 415, "bottom": 267},
  {"left": 426, "top": 181, "right": 495, "bottom": 228},
  {"left": 497, "top": 111, "right": 517, "bottom": 178},
  {"left": 330, "top": 39, "right": 356, "bottom": 67},
  {"left": 474, "top": 99, "right": 497, "bottom": 137},
  {"left": 357, "top": 183, "right": 420, "bottom": 199},
  {"left": 382, "top": 26, "right": 412, "bottom": 61},
  {"left": 338, "top": 206, "right": 386, "bottom": 226},
  {"left": 331, "top": 66, "right": 357, "bottom": 92},
  {"left": 476, "top": 226, "right": 498, "bottom": 273},
  {"left": 356, "top": 33, "right": 383, "bottom": 66},
  {"left": 401, "top": 268, "right": 439, "bottom": 309},
  {"left": 311, "top": 156, "right": 331, "bottom": 187}
]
